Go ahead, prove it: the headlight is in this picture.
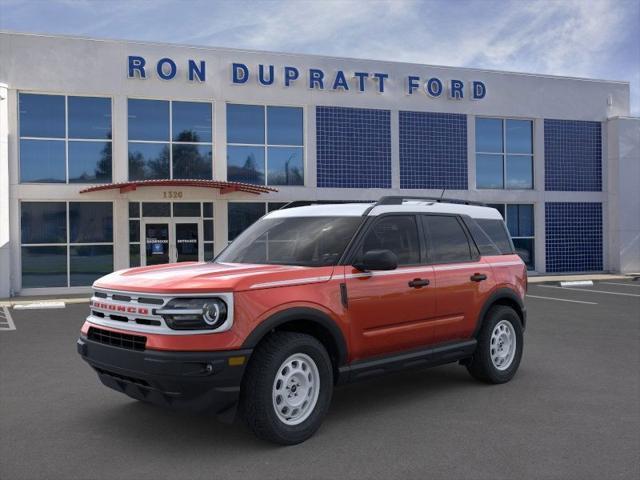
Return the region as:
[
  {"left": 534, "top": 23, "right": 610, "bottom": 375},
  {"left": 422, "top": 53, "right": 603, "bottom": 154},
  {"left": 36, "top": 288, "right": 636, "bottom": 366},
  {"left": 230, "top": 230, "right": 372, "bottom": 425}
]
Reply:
[{"left": 157, "top": 298, "right": 228, "bottom": 330}]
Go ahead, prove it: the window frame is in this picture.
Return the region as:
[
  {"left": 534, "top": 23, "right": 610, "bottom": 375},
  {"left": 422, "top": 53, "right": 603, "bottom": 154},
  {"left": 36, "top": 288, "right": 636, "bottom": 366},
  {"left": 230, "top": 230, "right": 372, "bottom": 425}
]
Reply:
[
  {"left": 475, "top": 116, "right": 534, "bottom": 190},
  {"left": 127, "top": 98, "right": 214, "bottom": 181},
  {"left": 18, "top": 92, "right": 114, "bottom": 184},
  {"left": 226, "top": 103, "right": 306, "bottom": 186},
  {"left": 19, "top": 200, "right": 115, "bottom": 288}
]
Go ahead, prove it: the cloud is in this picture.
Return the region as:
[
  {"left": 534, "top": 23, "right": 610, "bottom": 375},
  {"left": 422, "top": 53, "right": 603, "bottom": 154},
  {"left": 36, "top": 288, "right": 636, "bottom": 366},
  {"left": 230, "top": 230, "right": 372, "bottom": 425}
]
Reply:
[{"left": 1, "top": 0, "right": 638, "bottom": 113}]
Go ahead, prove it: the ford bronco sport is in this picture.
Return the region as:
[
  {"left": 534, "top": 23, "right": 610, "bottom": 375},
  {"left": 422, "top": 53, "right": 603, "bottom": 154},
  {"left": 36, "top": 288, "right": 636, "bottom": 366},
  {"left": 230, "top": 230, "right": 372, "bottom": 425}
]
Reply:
[{"left": 78, "top": 196, "right": 527, "bottom": 444}]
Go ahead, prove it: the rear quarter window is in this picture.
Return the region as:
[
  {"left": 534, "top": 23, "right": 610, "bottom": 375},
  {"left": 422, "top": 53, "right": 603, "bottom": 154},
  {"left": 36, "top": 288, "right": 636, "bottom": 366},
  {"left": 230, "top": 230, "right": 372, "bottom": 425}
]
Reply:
[{"left": 474, "top": 218, "right": 514, "bottom": 254}]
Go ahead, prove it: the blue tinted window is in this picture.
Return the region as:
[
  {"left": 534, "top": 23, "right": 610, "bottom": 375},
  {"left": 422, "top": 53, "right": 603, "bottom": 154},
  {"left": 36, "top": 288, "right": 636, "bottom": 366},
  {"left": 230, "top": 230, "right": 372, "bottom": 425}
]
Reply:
[
  {"left": 204, "top": 220, "right": 214, "bottom": 241},
  {"left": 128, "top": 142, "right": 170, "bottom": 180},
  {"left": 68, "top": 141, "right": 112, "bottom": 183},
  {"left": 507, "top": 204, "right": 534, "bottom": 237},
  {"left": 172, "top": 102, "right": 212, "bottom": 143},
  {"left": 267, "top": 147, "right": 303, "bottom": 185},
  {"left": 506, "top": 155, "right": 533, "bottom": 189},
  {"left": 172, "top": 144, "right": 212, "bottom": 179},
  {"left": 19, "top": 93, "right": 65, "bottom": 138},
  {"left": 227, "top": 104, "right": 264, "bottom": 144},
  {"left": 506, "top": 120, "right": 532, "bottom": 154},
  {"left": 20, "top": 140, "right": 66, "bottom": 183},
  {"left": 70, "top": 245, "right": 113, "bottom": 286},
  {"left": 267, "top": 106, "right": 303, "bottom": 145},
  {"left": 228, "top": 203, "right": 265, "bottom": 241},
  {"left": 476, "top": 154, "right": 503, "bottom": 189},
  {"left": 476, "top": 118, "right": 503, "bottom": 153},
  {"left": 21, "top": 202, "right": 67, "bottom": 244},
  {"left": 130, "top": 244, "right": 141, "bottom": 267},
  {"left": 69, "top": 202, "right": 113, "bottom": 243},
  {"left": 227, "top": 146, "right": 265, "bottom": 184},
  {"left": 203, "top": 202, "right": 213, "bottom": 218},
  {"left": 68, "top": 96, "right": 112, "bottom": 139},
  {"left": 21, "top": 246, "right": 67, "bottom": 287},
  {"left": 128, "top": 99, "right": 169, "bottom": 141}
]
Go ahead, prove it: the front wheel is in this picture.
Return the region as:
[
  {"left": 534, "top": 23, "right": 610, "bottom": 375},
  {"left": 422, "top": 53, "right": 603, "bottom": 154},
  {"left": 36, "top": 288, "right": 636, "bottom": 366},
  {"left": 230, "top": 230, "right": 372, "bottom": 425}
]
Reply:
[
  {"left": 240, "top": 332, "right": 333, "bottom": 445},
  {"left": 466, "top": 305, "right": 523, "bottom": 384}
]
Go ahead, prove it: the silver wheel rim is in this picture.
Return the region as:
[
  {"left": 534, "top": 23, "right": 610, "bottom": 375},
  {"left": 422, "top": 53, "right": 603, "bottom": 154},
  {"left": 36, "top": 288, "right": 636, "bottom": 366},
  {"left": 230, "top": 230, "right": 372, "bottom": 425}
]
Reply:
[
  {"left": 272, "top": 353, "right": 320, "bottom": 426},
  {"left": 490, "top": 320, "right": 517, "bottom": 371}
]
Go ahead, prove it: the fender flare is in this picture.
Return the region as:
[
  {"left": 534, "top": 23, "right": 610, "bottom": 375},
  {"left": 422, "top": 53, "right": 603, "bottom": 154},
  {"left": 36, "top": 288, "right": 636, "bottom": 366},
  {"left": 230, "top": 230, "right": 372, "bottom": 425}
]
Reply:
[
  {"left": 242, "top": 307, "right": 348, "bottom": 366},
  {"left": 473, "top": 287, "right": 527, "bottom": 337}
]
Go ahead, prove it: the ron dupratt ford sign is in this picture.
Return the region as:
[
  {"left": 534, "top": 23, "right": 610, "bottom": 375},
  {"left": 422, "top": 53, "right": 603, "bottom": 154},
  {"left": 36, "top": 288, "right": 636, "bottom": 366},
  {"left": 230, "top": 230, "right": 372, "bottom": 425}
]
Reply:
[{"left": 127, "top": 56, "right": 487, "bottom": 100}]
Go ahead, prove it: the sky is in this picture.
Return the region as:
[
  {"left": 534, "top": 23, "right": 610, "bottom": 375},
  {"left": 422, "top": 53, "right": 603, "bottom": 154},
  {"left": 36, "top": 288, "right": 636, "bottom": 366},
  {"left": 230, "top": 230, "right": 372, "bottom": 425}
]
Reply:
[{"left": 1, "top": 0, "right": 639, "bottom": 114}]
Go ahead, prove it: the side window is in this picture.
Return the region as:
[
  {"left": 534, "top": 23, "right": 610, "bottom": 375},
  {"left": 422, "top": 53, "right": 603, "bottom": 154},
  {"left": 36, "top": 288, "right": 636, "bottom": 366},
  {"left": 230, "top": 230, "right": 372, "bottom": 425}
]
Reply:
[
  {"left": 359, "top": 215, "right": 420, "bottom": 266},
  {"left": 423, "top": 215, "right": 473, "bottom": 264}
]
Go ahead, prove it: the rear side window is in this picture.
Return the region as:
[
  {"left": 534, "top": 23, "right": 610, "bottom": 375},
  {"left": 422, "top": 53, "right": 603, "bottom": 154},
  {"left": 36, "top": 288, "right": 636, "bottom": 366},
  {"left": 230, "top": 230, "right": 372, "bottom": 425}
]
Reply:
[
  {"left": 475, "top": 219, "right": 514, "bottom": 254},
  {"left": 359, "top": 215, "right": 420, "bottom": 265},
  {"left": 423, "top": 215, "right": 472, "bottom": 263}
]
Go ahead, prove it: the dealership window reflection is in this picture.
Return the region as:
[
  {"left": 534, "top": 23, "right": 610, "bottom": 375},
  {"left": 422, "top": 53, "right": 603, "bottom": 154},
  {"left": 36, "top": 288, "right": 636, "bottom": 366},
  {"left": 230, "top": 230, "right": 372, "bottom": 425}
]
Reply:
[
  {"left": 128, "top": 99, "right": 213, "bottom": 180},
  {"left": 488, "top": 203, "right": 535, "bottom": 269},
  {"left": 227, "top": 104, "right": 304, "bottom": 186},
  {"left": 19, "top": 93, "right": 112, "bottom": 183},
  {"left": 20, "top": 202, "right": 114, "bottom": 288},
  {"left": 476, "top": 118, "right": 533, "bottom": 189}
]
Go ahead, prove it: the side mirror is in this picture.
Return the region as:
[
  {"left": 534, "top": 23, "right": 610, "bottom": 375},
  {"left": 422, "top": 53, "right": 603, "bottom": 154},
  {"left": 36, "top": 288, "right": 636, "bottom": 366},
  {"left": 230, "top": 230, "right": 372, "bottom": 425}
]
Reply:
[{"left": 353, "top": 249, "right": 398, "bottom": 272}]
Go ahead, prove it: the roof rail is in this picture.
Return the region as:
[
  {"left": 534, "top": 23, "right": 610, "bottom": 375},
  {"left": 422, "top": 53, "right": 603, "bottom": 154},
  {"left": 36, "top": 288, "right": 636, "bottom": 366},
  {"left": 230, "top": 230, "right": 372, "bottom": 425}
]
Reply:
[
  {"left": 375, "top": 196, "right": 487, "bottom": 207},
  {"left": 279, "top": 200, "right": 375, "bottom": 210}
]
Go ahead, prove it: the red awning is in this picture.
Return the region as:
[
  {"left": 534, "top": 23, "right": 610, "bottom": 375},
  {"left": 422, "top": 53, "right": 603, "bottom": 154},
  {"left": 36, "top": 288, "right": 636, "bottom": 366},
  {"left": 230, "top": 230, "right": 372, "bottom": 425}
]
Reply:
[{"left": 79, "top": 179, "right": 278, "bottom": 195}]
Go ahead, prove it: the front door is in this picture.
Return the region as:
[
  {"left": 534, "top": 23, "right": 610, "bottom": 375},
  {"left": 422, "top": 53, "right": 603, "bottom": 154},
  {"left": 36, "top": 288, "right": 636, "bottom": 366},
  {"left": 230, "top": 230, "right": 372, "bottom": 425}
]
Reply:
[
  {"left": 142, "top": 218, "right": 203, "bottom": 265},
  {"left": 345, "top": 215, "right": 437, "bottom": 360}
]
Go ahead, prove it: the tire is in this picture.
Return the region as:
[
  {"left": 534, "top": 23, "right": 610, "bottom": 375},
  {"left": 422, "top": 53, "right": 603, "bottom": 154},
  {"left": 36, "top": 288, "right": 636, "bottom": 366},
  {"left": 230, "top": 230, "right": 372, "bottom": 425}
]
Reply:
[
  {"left": 466, "top": 305, "right": 523, "bottom": 384},
  {"left": 240, "top": 331, "right": 333, "bottom": 445}
]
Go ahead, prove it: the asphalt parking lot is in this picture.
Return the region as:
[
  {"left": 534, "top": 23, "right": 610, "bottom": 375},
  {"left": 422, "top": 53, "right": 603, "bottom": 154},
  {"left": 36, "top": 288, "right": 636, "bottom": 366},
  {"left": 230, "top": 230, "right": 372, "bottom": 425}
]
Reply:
[{"left": 1, "top": 280, "right": 639, "bottom": 480}]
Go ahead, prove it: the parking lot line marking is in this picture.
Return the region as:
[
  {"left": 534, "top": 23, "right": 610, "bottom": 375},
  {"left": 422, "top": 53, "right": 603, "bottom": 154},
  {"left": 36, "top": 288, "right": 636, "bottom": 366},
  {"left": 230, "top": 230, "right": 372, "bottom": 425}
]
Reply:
[
  {"left": 0, "top": 306, "right": 16, "bottom": 331},
  {"left": 526, "top": 294, "right": 598, "bottom": 305},
  {"left": 538, "top": 285, "right": 640, "bottom": 297},
  {"left": 600, "top": 282, "right": 640, "bottom": 288}
]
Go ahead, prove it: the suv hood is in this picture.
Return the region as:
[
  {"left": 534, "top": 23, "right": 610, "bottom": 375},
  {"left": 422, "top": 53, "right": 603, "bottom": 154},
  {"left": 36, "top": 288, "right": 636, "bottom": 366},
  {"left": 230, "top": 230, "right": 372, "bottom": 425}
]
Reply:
[{"left": 93, "top": 262, "right": 335, "bottom": 294}]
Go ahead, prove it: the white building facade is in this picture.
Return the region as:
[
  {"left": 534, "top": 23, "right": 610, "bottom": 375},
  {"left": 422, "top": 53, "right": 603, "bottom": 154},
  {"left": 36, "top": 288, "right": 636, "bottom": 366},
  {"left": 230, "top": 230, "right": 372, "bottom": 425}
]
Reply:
[{"left": 0, "top": 32, "right": 638, "bottom": 297}]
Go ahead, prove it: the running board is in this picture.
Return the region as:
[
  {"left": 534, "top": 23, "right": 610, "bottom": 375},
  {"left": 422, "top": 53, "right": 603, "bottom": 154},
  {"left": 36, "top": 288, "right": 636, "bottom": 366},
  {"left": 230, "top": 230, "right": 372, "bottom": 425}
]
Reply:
[{"left": 337, "top": 339, "right": 477, "bottom": 384}]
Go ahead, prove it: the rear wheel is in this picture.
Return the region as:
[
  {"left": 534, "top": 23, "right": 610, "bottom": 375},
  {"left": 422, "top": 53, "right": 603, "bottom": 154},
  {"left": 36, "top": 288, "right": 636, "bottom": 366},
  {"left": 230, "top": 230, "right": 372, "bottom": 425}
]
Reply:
[
  {"left": 466, "top": 305, "right": 523, "bottom": 384},
  {"left": 240, "top": 332, "right": 333, "bottom": 445}
]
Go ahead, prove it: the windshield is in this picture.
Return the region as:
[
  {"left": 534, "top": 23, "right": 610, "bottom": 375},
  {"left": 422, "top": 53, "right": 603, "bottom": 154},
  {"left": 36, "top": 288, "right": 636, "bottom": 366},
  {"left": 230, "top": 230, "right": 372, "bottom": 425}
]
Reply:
[{"left": 216, "top": 216, "right": 363, "bottom": 267}]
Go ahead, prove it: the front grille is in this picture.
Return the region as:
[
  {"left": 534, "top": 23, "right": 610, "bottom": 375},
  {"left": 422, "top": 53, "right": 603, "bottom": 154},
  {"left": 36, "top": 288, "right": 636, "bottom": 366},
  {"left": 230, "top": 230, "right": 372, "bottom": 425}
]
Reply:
[{"left": 88, "top": 327, "right": 146, "bottom": 351}]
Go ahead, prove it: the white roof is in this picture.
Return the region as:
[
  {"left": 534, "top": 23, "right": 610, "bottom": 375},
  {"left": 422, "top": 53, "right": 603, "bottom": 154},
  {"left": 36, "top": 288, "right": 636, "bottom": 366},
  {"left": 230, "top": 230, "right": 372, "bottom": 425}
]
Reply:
[{"left": 265, "top": 201, "right": 503, "bottom": 220}]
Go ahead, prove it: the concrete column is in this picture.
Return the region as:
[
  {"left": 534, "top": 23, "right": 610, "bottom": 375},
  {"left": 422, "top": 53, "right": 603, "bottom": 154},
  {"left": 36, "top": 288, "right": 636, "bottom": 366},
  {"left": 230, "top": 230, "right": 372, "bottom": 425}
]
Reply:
[
  {"left": 214, "top": 101, "right": 227, "bottom": 181},
  {"left": 533, "top": 118, "right": 546, "bottom": 273},
  {"left": 0, "top": 84, "right": 9, "bottom": 297},
  {"left": 466, "top": 115, "right": 476, "bottom": 194},
  {"left": 213, "top": 200, "right": 228, "bottom": 256},
  {"left": 607, "top": 117, "right": 640, "bottom": 273},
  {"left": 390, "top": 109, "right": 400, "bottom": 189},
  {"left": 306, "top": 105, "right": 317, "bottom": 188},
  {"left": 112, "top": 95, "right": 128, "bottom": 183}
]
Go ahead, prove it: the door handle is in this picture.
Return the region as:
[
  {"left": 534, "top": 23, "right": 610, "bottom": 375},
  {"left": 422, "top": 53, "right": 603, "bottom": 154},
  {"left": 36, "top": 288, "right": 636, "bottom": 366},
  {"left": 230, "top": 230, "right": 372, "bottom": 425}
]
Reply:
[
  {"left": 408, "top": 278, "right": 430, "bottom": 288},
  {"left": 470, "top": 273, "right": 487, "bottom": 282}
]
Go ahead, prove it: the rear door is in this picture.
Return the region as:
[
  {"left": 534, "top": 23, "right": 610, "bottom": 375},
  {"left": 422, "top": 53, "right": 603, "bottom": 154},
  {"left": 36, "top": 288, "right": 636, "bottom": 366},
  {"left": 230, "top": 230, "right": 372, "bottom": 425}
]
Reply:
[
  {"left": 345, "top": 214, "right": 437, "bottom": 360},
  {"left": 422, "top": 214, "right": 495, "bottom": 343}
]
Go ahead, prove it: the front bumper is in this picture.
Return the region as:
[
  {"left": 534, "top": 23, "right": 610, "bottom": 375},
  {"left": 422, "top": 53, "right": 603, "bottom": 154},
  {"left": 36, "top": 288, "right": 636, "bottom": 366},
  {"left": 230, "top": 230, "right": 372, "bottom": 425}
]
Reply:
[{"left": 77, "top": 335, "right": 252, "bottom": 414}]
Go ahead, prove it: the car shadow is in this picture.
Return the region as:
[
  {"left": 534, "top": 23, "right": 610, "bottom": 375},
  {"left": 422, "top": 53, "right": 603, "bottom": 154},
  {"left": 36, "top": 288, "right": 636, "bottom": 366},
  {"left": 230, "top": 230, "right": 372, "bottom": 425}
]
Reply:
[{"left": 79, "top": 364, "right": 479, "bottom": 450}]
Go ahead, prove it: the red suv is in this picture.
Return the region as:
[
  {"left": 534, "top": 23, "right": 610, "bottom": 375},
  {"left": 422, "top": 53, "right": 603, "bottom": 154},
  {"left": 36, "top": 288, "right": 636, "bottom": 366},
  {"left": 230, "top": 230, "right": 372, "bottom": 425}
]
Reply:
[{"left": 78, "top": 197, "right": 527, "bottom": 444}]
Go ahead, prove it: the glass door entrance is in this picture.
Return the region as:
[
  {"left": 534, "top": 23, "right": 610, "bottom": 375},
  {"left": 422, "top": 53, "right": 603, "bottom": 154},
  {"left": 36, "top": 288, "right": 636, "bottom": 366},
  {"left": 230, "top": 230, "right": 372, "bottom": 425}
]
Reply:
[{"left": 142, "top": 218, "right": 203, "bottom": 265}]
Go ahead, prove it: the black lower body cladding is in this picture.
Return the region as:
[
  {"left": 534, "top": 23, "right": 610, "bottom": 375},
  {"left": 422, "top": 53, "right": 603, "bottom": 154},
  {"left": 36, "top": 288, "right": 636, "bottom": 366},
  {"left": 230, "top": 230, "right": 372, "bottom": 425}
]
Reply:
[{"left": 77, "top": 335, "right": 252, "bottom": 414}]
